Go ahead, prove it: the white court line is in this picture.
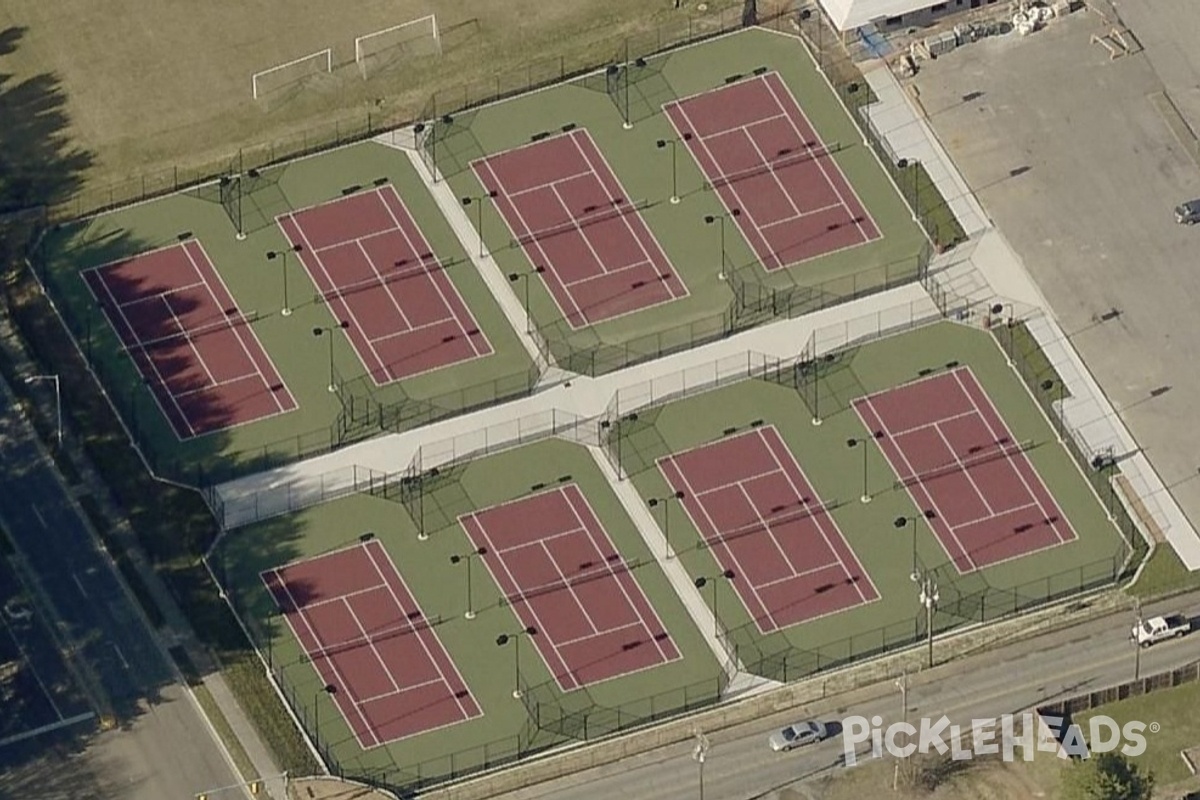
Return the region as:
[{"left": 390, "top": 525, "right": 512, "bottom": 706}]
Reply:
[
  {"left": 555, "top": 620, "right": 645, "bottom": 649},
  {"left": 458, "top": 484, "right": 594, "bottom": 548},
  {"left": 268, "top": 570, "right": 376, "bottom": 745},
  {"left": 472, "top": 156, "right": 588, "bottom": 323},
  {"left": 741, "top": 127, "right": 802, "bottom": 219},
  {"left": 355, "top": 237, "right": 414, "bottom": 330},
  {"left": 362, "top": 541, "right": 477, "bottom": 721},
  {"left": 759, "top": 201, "right": 846, "bottom": 231},
  {"left": 182, "top": 240, "right": 294, "bottom": 414},
  {"left": 549, "top": 183, "right": 613, "bottom": 277},
  {"left": 161, "top": 297, "right": 217, "bottom": 387},
  {"left": 88, "top": 271, "right": 197, "bottom": 437},
  {"left": 375, "top": 187, "right": 491, "bottom": 359},
  {"left": 504, "top": 168, "right": 597, "bottom": 199},
  {"left": 566, "top": 133, "right": 656, "bottom": 277},
  {"left": 343, "top": 596, "right": 401, "bottom": 694},
  {"left": 762, "top": 72, "right": 877, "bottom": 243},
  {"left": 540, "top": 538, "right": 601, "bottom": 635},
  {"left": 366, "top": 314, "right": 457, "bottom": 345},
  {"left": 560, "top": 258, "right": 654, "bottom": 289},
  {"left": 358, "top": 676, "right": 443, "bottom": 705},
  {"left": 173, "top": 372, "right": 262, "bottom": 399},
  {"left": 756, "top": 559, "right": 842, "bottom": 591},
  {"left": 488, "top": 524, "right": 589, "bottom": 559},
  {"left": 296, "top": 582, "right": 388, "bottom": 611},
  {"left": 461, "top": 512, "right": 573, "bottom": 687},
  {"left": 736, "top": 481, "right": 804, "bottom": 576},
  {"left": 758, "top": 429, "right": 883, "bottom": 604},
  {"left": 954, "top": 501, "right": 1042, "bottom": 531},
  {"left": 659, "top": 454, "right": 782, "bottom": 632},
  {"left": 282, "top": 212, "right": 390, "bottom": 380},
  {"left": 882, "top": 408, "right": 980, "bottom": 440},
  {"left": 934, "top": 421, "right": 996, "bottom": 516},
  {"left": 560, "top": 487, "right": 673, "bottom": 663},
  {"left": 951, "top": 369, "right": 1078, "bottom": 544},
  {"left": 698, "top": 111, "right": 791, "bottom": 142},
  {"left": 854, "top": 393, "right": 978, "bottom": 572}
]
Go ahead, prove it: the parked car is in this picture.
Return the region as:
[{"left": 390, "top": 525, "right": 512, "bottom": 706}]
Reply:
[
  {"left": 1176, "top": 200, "right": 1200, "bottom": 224},
  {"left": 768, "top": 720, "right": 828, "bottom": 751},
  {"left": 1130, "top": 614, "right": 1191, "bottom": 648}
]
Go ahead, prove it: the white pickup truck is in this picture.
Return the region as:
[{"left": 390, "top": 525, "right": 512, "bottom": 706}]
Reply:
[{"left": 1130, "top": 614, "right": 1192, "bottom": 648}]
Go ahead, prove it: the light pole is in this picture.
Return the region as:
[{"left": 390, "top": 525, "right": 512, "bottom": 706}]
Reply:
[
  {"left": 414, "top": 114, "right": 453, "bottom": 182},
  {"left": 704, "top": 210, "right": 741, "bottom": 281},
  {"left": 894, "top": 512, "right": 934, "bottom": 580},
  {"left": 655, "top": 133, "right": 692, "bottom": 204},
  {"left": 598, "top": 412, "right": 639, "bottom": 481},
  {"left": 692, "top": 729, "right": 710, "bottom": 800},
  {"left": 694, "top": 570, "right": 735, "bottom": 636},
  {"left": 462, "top": 191, "right": 498, "bottom": 257},
  {"left": 846, "top": 434, "right": 880, "bottom": 503},
  {"left": 1132, "top": 598, "right": 1143, "bottom": 682},
  {"left": 508, "top": 266, "right": 546, "bottom": 334},
  {"left": 893, "top": 668, "right": 908, "bottom": 790},
  {"left": 896, "top": 158, "right": 921, "bottom": 223},
  {"left": 266, "top": 244, "right": 302, "bottom": 316},
  {"left": 24, "top": 374, "right": 61, "bottom": 446},
  {"left": 496, "top": 626, "right": 537, "bottom": 699},
  {"left": 919, "top": 573, "right": 939, "bottom": 669},
  {"left": 312, "top": 321, "right": 350, "bottom": 393},
  {"left": 449, "top": 546, "right": 488, "bottom": 619},
  {"left": 648, "top": 490, "right": 686, "bottom": 558},
  {"left": 1041, "top": 378, "right": 1066, "bottom": 444}
]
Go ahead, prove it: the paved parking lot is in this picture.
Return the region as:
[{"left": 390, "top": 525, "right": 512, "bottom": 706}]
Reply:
[{"left": 912, "top": 9, "right": 1200, "bottom": 528}]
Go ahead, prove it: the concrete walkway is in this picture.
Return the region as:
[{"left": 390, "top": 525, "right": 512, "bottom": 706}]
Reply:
[{"left": 860, "top": 58, "right": 1200, "bottom": 569}]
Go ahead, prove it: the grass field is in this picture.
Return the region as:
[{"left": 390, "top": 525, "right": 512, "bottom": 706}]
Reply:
[
  {"left": 437, "top": 27, "right": 929, "bottom": 373},
  {"left": 35, "top": 141, "right": 533, "bottom": 484},
  {"left": 611, "top": 322, "right": 1130, "bottom": 677},
  {"left": 214, "top": 437, "right": 720, "bottom": 786},
  {"left": 0, "top": 0, "right": 752, "bottom": 218}
]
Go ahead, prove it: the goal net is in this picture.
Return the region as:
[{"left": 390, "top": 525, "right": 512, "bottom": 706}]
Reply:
[
  {"left": 355, "top": 15, "right": 441, "bottom": 79},
  {"left": 251, "top": 49, "right": 333, "bottom": 101}
]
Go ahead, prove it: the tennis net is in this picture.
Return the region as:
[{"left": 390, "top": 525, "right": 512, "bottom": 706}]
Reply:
[
  {"left": 510, "top": 197, "right": 649, "bottom": 248},
  {"left": 303, "top": 615, "right": 443, "bottom": 662},
  {"left": 128, "top": 309, "right": 260, "bottom": 352},
  {"left": 707, "top": 497, "right": 840, "bottom": 547},
  {"left": 316, "top": 255, "right": 444, "bottom": 304},
  {"left": 706, "top": 141, "right": 841, "bottom": 190},
  {"left": 893, "top": 438, "right": 1036, "bottom": 490}
]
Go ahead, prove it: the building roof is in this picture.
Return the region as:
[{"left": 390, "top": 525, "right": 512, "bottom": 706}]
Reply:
[{"left": 820, "top": 0, "right": 939, "bottom": 31}]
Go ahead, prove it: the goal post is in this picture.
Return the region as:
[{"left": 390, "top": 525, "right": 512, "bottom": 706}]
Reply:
[
  {"left": 355, "top": 15, "right": 440, "bottom": 79},
  {"left": 251, "top": 48, "right": 333, "bottom": 100}
]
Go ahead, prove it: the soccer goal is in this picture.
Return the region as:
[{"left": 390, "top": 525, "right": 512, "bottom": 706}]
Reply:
[
  {"left": 355, "top": 15, "right": 441, "bottom": 79},
  {"left": 251, "top": 48, "right": 333, "bottom": 101}
]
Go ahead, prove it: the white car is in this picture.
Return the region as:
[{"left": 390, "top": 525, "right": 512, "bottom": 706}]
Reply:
[{"left": 768, "top": 720, "right": 828, "bottom": 751}]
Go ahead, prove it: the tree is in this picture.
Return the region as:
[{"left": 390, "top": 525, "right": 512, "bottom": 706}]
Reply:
[{"left": 1061, "top": 752, "right": 1154, "bottom": 800}]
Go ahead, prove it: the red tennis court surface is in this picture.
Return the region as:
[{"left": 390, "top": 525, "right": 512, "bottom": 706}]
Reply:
[
  {"left": 459, "top": 484, "right": 680, "bottom": 691},
  {"left": 277, "top": 186, "right": 493, "bottom": 385},
  {"left": 262, "top": 539, "right": 482, "bottom": 749},
  {"left": 82, "top": 240, "right": 296, "bottom": 440},
  {"left": 658, "top": 426, "right": 878, "bottom": 634},
  {"left": 853, "top": 367, "right": 1077, "bottom": 574},
  {"left": 472, "top": 128, "right": 688, "bottom": 329},
  {"left": 664, "top": 72, "right": 881, "bottom": 272}
]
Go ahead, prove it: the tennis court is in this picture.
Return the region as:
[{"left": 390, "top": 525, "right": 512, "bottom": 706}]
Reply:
[
  {"left": 663, "top": 72, "right": 881, "bottom": 271},
  {"left": 277, "top": 185, "right": 494, "bottom": 385},
  {"left": 657, "top": 425, "right": 879, "bottom": 633},
  {"left": 82, "top": 240, "right": 297, "bottom": 439},
  {"left": 458, "top": 484, "right": 681, "bottom": 691},
  {"left": 261, "top": 539, "right": 482, "bottom": 748},
  {"left": 853, "top": 366, "right": 1078, "bottom": 573},
  {"left": 472, "top": 128, "right": 688, "bottom": 329}
]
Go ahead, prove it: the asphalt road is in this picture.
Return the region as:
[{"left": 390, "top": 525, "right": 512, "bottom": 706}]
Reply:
[
  {"left": 0, "top": 375, "right": 238, "bottom": 800},
  {"left": 492, "top": 593, "right": 1200, "bottom": 800}
]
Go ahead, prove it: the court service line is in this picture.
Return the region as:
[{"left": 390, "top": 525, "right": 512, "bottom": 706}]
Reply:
[
  {"left": 355, "top": 238, "right": 415, "bottom": 332},
  {"left": 505, "top": 168, "right": 597, "bottom": 199},
  {"left": 362, "top": 542, "right": 476, "bottom": 720},
  {"left": 162, "top": 298, "right": 218, "bottom": 388},
  {"left": 883, "top": 408, "right": 980, "bottom": 440},
  {"left": 358, "top": 676, "right": 444, "bottom": 705},
  {"left": 376, "top": 188, "right": 491, "bottom": 359},
  {"left": 284, "top": 213, "right": 390, "bottom": 380},
  {"left": 174, "top": 372, "right": 262, "bottom": 399},
  {"left": 343, "top": 598, "right": 402, "bottom": 695},
  {"left": 567, "top": 132, "right": 668, "bottom": 288},
  {"left": 473, "top": 157, "right": 587, "bottom": 323},
  {"left": 855, "top": 396, "right": 978, "bottom": 572},
  {"left": 270, "top": 571, "right": 376, "bottom": 742},
  {"left": 464, "top": 514, "right": 575, "bottom": 688},
  {"left": 953, "top": 501, "right": 1042, "bottom": 531},
  {"left": 757, "top": 560, "right": 844, "bottom": 591},
  {"left": 562, "top": 487, "right": 674, "bottom": 663},
  {"left": 659, "top": 455, "right": 781, "bottom": 632},
  {"left": 89, "top": 274, "right": 197, "bottom": 438},
  {"left": 669, "top": 99, "right": 774, "bottom": 269},
  {"left": 541, "top": 539, "right": 602, "bottom": 636},
  {"left": 934, "top": 421, "right": 997, "bottom": 517},
  {"left": 560, "top": 257, "right": 655, "bottom": 289},
  {"left": 736, "top": 481, "right": 805, "bottom": 577},
  {"left": 549, "top": 182, "right": 613, "bottom": 276},
  {"left": 759, "top": 201, "right": 847, "bottom": 231},
  {"left": 763, "top": 73, "right": 876, "bottom": 242},
  {"left": 182, "top": 240, "right": 293, "bottom": 413},
  {"left": 758, "top": 428, "right": 872, "bottom": 604},
  {"left": 951, "top": 370, "right": 1074, "bottom": 544},
  {"left": 740, "top": 128, "right": 803, "bottom": 219}
]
